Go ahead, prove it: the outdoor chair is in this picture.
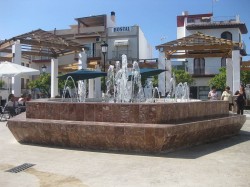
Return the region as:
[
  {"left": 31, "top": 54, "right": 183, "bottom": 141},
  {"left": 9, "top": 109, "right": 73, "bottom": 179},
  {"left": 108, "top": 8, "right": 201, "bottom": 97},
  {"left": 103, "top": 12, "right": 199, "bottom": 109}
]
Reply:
[{"left": 0, "top": 104, "right": 11, "bottom": 121}]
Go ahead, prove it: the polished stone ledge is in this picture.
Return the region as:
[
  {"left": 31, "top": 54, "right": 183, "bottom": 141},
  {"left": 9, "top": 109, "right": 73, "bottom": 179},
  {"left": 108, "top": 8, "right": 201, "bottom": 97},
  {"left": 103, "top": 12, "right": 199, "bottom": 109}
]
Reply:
[
  {"left": 7, "top": 112, "right": 246, "bottom": 153},
  {"left": 26, "top": 100, "right": 229, "bottom": 124}
]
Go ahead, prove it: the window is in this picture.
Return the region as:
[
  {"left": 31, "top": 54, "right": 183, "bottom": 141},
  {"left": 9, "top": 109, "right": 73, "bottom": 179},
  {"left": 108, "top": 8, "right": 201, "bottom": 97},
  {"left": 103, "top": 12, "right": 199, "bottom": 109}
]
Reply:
[
  {"left": 21, "top": 78, "right": 24, "bottom": 89},
  {"left": 221, "top": 31, "right": 232, "bottom": 40},
  {"left": 193, "top": 58, "right": 205, "bottom": 75},
  {"left": 221, "top": 57, "right": 226, "bottom": 67},
  {"left": 198, "top": 86, "right": 210, "bottom": 100},
  {"left": 26, "top": 79, "right": 30, "bottom": 89}
]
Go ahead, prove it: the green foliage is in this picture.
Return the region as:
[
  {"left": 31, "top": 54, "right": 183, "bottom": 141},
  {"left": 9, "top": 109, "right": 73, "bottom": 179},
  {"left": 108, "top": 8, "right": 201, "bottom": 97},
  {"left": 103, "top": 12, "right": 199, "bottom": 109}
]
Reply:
[
  {"left": 241, "top": 70, "right": 250, "bottom": 86},
  {"left": 28, "top": 73, "right": 79, "bottom": 97},
  {"left": 58, "top": 75, "right": 76, "bottom": 90},
  {"left": 172, "top": 69, "right": 194, "bottom": 85},
  {"left": 0, "top": 80, "right": 5, "bottom": 88},
  {"left": 101, "top": 77, "right": 105, "bottom": 92},
  {"left": 208, "top": 67, "right": 226, "bottom": 90},
  {"left": 27, "top": 73, "right": 51, "bottom": 97},
  {"left": 152, "top": 75, "right": 158, "bottom": 87},
  {"left": 208, "top": 68, "right": 250, "bottom": 90}
]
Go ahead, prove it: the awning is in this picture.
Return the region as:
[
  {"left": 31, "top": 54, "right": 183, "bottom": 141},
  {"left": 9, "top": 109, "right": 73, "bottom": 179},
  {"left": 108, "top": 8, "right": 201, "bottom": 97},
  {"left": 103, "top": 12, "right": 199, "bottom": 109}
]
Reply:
[{"left": 114, "top": 40, "right": 129, "bottom": 46}]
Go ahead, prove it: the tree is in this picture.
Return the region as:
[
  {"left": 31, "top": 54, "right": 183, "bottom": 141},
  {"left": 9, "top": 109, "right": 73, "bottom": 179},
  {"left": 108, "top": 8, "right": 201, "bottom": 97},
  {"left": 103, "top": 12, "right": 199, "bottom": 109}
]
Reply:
[
  {"left": 208, "top": 67, "right": 226, "bottom": 90},
  {"left": 172, "top": 69, "right": 195, "bottom": 85},
  {"left": 241, "top": 70, "right": 250, "bottom": 86},
  {"left": 28, "top": 73, "right": 77, "bottom": 97},
  {"left": 0, "top": 80, "right": 5, "bottom": 88},
  {"left": 28, "top": 73, "right": 51, "bottom": 97},
  {"left": 209, "top": 68, "right": 250, "bottom": 90}
]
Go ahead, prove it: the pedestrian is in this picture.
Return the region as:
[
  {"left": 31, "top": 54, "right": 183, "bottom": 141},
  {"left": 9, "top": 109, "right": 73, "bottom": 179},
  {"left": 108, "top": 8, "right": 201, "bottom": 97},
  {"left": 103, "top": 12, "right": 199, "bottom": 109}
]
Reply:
[
  {"left": 208, "top": 86, "right": 219, "bottom": 100},
  {"left": 221, "top": 86, "right": 233, "bottom": 110},
  {"left": 6, "top": 94, "right": 19, "bottom": 116},
  {"left": 234, "top": 84, "right": 246, "bottom": 115}
]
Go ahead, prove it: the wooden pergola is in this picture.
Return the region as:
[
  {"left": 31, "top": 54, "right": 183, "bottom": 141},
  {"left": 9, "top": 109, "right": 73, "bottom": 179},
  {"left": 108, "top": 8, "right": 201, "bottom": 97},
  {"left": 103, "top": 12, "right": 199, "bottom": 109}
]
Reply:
[
  {"left": 0, "top": 29, "right": 83, "bottom": 61},
  {"left": 155, "top": 32, "right": 243, "bottom": 59}
]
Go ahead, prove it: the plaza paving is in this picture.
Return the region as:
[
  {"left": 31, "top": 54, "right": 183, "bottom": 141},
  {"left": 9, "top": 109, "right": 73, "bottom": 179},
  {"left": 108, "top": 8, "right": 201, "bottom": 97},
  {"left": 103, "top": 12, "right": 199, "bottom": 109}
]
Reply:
[{"left": 0, "top": 113, "right": 249, "bottom": 187}]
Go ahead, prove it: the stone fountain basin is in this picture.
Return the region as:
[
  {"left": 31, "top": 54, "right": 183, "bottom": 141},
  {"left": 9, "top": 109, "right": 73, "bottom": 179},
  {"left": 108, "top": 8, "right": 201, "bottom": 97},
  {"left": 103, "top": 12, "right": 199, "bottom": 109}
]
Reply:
[{"left": 7, "top": 99, "right": 246, "bottom": 153}]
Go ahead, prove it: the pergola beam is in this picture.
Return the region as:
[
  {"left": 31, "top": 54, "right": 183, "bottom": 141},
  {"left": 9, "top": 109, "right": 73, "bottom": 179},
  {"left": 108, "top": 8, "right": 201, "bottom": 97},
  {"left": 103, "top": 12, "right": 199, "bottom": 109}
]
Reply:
[
  {"left": 18, "top": 38, "right": 82, "bottom": 51},
  {"left": 169, "top": 53, "right": 230, "bottom": 59},
  {"left": 22, "top": 51, "right": 56, "bottom": 57},
  {"left": 156, "top": 32, "right": 240, "bottom": 60},
  {"left": 0, "top": 40, "right": 14, "bottom": 50},
  {"left": 161, "top": 44, "right": 232, "bottom": 51},
  {"left": 0, "top": 56, "right": 12, "bottom": 61},
  {"left": 240, "top": 67, "right": 250, "bottom": 71}
]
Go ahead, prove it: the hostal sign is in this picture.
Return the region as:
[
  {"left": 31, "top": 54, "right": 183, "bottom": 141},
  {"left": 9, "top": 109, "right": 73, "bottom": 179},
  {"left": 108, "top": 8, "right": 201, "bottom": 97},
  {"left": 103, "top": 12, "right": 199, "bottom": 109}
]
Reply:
[{"left": 113, "top": 27, "right": 131, "bottom": 32}]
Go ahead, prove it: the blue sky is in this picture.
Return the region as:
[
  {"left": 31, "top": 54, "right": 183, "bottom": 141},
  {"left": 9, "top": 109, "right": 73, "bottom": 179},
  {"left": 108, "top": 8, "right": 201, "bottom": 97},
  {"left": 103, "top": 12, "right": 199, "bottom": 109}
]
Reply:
[{"left": 0, "top": 0, "right": 249, "bottom": 60}]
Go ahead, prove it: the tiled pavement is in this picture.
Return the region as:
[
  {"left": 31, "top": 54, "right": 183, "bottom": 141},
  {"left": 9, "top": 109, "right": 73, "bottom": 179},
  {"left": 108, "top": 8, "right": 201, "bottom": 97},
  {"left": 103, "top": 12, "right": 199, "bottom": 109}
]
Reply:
[{"left": 0, "top": 113, "right": 249, "bottom": 187}]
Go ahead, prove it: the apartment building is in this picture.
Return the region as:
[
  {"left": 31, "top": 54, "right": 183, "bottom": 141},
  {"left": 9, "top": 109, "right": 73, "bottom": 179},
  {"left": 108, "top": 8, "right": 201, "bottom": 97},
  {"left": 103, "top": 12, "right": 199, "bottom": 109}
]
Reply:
[
  {"left": 176, "top": 11, "right": 248, "bottom": 99},
  {"left": 44, "top": 12, "right": 152, "bottom": 72},
  {"left": 107, "top": 25, "right": 152, "bottom": 65}
]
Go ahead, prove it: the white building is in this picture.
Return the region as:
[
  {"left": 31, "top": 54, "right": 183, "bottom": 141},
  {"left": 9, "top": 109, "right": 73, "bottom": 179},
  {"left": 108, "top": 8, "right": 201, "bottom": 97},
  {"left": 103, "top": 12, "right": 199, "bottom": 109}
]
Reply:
[
  {"left": 49, "top": 12, "right": 152, "bottom": 72},
  {"left": 174, "top": 11, "right": 247, "bottom": 99},
  {"left": 107, "top": 25, "right": 153, "bottom": 64}
]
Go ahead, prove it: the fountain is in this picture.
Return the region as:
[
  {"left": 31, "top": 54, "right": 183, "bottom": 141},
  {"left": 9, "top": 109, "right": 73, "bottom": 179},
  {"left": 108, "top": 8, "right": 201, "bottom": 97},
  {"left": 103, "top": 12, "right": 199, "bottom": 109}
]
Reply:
[
  {"left": 61, "top": 76, "right": 79, "bottom": 102},
  {"left": 106, "top": 55, "right": 144, "bottom": 103},
  {"left": 6, "top": 55, "right": 246, "bottom": 154}
]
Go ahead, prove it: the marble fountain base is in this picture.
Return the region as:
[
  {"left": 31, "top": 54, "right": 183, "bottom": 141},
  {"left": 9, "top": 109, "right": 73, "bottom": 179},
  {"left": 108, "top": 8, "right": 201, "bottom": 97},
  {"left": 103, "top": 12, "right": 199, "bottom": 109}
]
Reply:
[{"left": 7, "top": 100, "right": 246, "bottom": 153}]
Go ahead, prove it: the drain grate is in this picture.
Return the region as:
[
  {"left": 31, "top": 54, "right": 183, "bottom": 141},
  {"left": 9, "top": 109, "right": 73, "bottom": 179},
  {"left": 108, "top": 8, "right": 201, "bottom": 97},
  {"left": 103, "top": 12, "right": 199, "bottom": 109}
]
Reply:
[{"left": 5, "top": 163, "right": 35, "bottom": 173}]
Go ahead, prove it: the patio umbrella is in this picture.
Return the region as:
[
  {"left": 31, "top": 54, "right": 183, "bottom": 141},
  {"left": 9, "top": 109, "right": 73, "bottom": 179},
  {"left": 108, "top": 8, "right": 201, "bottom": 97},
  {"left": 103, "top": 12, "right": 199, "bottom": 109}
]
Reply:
[
  {"left": 58, "top": 69, "right": 107, "bottom": 81},
  {"left": 128, "top": 68, "right": 166, "bottom": 79},
  {"left": 0, "top": 61, "right": 40, "bottom": 95},
  {"left": 139, "top": 68, "right": 167, "bottom": 78},
  {"left": 0, "top": 61, "right": 40, "bottom": 77}
]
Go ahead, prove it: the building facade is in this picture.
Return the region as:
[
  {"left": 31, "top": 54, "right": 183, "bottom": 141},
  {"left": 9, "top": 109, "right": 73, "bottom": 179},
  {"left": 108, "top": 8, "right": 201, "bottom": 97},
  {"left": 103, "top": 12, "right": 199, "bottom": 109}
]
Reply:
[
  {"left": 176, "top": 11, "right": 248, "bottom": 99},
  {"left": 107, "top": 25, "right": 152, "bottom": 65},
  {"left": 45, "top": 12, "right": 152, "bottom": 73}
]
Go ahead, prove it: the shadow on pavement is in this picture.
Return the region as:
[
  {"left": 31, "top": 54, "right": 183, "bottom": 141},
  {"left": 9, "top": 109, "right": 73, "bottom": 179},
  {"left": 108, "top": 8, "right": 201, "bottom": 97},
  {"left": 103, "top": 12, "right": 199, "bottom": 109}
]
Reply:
[
  {"left": 162, "top": 130, "right": 250, "bottom": 159},
  {"left": 18, "top": 130, "right": 250, "bottom": 160}
]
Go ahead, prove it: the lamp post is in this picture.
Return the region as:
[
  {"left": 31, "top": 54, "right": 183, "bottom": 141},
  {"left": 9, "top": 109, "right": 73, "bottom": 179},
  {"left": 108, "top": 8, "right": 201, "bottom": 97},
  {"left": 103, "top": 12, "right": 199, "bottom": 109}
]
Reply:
[
  {"left": 41, "top": 64, "right": 47, "bottom": 74},
  {"left": 101, "top": 41, "right": 108, "bottom": 72},
  {"left": 101, "top": 41, "right": 108, "bottom": 92}
]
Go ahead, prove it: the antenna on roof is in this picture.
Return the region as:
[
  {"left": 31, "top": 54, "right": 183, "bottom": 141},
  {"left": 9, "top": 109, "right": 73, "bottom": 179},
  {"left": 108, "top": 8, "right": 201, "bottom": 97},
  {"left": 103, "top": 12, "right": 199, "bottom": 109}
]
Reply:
[{"left": 212, "top": 0, "right": 219, "bottom": 15}]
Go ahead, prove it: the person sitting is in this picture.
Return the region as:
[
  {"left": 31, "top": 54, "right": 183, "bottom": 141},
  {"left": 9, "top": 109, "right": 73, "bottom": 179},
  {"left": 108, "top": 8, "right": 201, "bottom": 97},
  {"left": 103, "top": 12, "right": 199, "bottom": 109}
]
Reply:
[
  {"left": 18, "top": 94, "right": 26, "bottom": 106},
  {"left": 18, "top": 94, "right": 27, "bottom": 112},
  {"left": 6, "top": 94, "right": 20, "bottom": 116},
  {"left": 26, "top": 94, "right": 32, "bottom": 101}
]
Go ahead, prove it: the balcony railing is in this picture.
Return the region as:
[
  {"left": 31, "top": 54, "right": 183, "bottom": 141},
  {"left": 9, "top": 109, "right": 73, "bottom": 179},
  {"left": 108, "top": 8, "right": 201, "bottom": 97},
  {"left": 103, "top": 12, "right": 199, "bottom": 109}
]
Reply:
[{"left": 186, "top": 15, "right": 239, "bottom": 26}]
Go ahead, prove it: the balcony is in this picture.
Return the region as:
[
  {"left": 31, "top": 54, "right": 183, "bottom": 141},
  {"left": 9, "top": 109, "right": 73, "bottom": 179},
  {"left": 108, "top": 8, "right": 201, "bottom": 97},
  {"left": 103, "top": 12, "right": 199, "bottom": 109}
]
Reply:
[
  {"left": 186, "top": 15, "right": 247, "bottom": 34},
  {"left": 186, "top": 16, "right": 239, "bottom": 26}
]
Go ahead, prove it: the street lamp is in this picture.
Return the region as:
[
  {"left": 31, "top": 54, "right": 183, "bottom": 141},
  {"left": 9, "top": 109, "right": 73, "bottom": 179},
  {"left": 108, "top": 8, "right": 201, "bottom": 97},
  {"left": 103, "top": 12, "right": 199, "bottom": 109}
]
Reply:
[
  {"left": 101, "top": 41, "right": 108, "bottom": 72},
  {"left": 41, "top": 64, "right": 47, "bottom": 74},
  {"left": 101, "top": 41, "right": 108, "bottom": 93}
]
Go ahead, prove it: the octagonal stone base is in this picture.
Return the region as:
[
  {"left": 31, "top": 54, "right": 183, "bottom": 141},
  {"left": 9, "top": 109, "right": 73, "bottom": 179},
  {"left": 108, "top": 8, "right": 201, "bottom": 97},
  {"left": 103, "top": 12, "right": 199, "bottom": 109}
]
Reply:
[{"left": 7, "top": 100, "right": 246, "bottom": 153}]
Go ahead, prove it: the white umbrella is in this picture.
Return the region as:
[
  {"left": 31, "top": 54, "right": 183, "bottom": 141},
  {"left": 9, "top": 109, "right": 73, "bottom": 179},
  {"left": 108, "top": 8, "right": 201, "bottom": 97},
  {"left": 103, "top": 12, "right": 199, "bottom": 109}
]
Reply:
[
  {"left": 0, "top": 61, "right": 40, "bottom": 76},
  {"left": 0, "top": 61, "right": 40, "bottom": 95}
]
